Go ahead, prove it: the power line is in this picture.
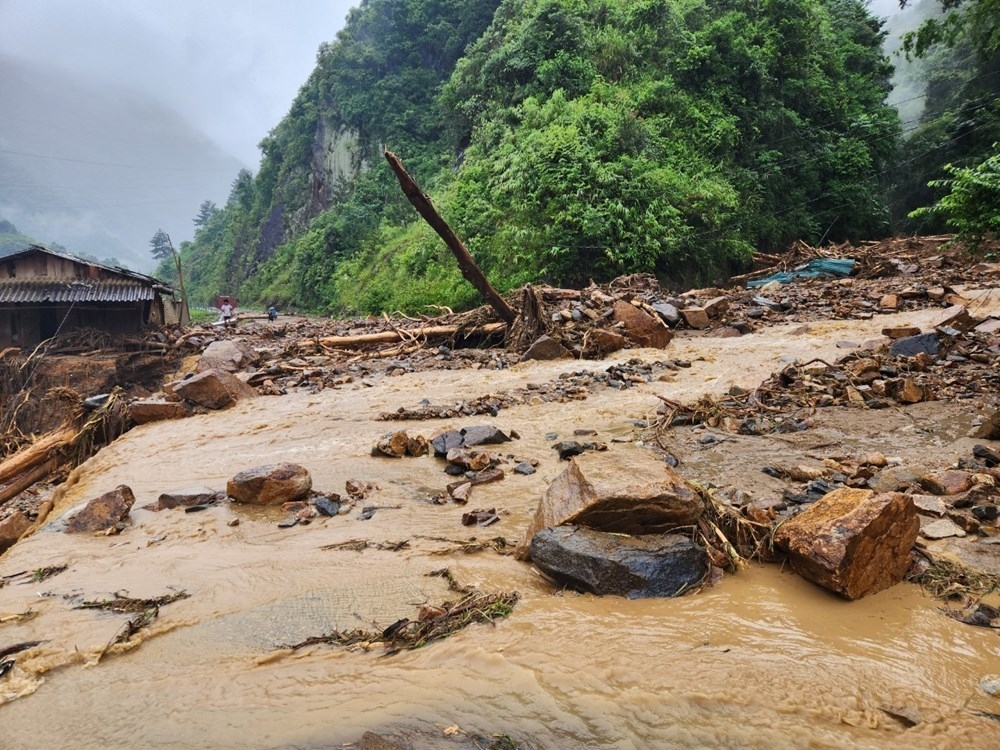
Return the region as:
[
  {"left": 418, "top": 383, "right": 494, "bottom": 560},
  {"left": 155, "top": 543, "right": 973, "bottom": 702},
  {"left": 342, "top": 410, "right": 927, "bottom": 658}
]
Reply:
[{"left": 0, "top": 146, "right": 236, "bottom": 173}]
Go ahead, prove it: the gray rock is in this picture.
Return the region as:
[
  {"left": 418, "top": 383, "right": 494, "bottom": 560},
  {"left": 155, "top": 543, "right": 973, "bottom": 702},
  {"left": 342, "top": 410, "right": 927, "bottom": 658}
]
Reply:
[
  {"left": 461, "top": 425, "right": 511, "bottom": 447},
  {"left": 920, "top": 518, "right": 967, "bottom": 539},
  {"left": 651, "top": 302, "right": 680, "bottom": 326},
  {"left": 890, "top": 332, "right": 940, "bottom": 358},
  {"left": 530, "top": 525, "right": 709, "bottom": 598},
  {"left": 431, "top": 430, "right": 464, "bottom": 457},
  {"left": 197, "top": 339, "right": 260, "bottom": 373}
]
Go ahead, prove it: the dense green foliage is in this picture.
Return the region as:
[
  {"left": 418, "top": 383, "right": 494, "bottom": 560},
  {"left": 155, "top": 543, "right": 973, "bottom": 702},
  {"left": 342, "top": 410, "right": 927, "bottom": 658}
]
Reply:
[
  {"left": 891, "top": 0, "right": 1000, "bottom": 242},
  {"left": 176, "top": 0, "right": 903, "bottom": 314},
  {"left": 909, "top": 147, "right": 1000, "bottom": 245}
]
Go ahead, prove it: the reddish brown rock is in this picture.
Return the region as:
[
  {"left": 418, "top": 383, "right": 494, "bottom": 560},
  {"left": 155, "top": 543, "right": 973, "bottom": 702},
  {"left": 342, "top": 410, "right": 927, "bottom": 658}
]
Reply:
[
  {"left": 0, "top": 510, "right": 32, "bottom": 552},
  {"left": 679, "top": 307, "right": 710, "bottom": 330},
  {"left": 65, "top": 485, "right": 135, "bottom": 534},
  {"left": 128, "top": 399, "right": 193, "bottom": 425},
  {"left": 881, "top": 325, "right": 921, "bottom": 339},
  {"left": 519, "top": 448, "right": 704, "bottom": 559},
  {"left": 773, "top": 488, "right": 918, "bottom": 600},
  {"left": 170, "top": 369, "right": 256, "bottom": 409},
  {"left": 613, "top": 301, "right": 672, "bottom": 348},
  {"left": 974, "top": 410, "right": 1000, "bottom": 440},
  {"left": 519, "top": 335, "right": 573, "bottom": 362},
  {"left": 703, "top": 296, "right": 729, "bottom": 319},
  {"left": 879, "top": 294, "right": 899, "bottom": 310},
  {"left": 227, "top": 463, "right": 312, "bottom": 505},
  {"left": 920, "top": 470, "right": 973, "bottom": 496},
  {"left": 583, "top": 329, "right": 626, "bottom": 358}
]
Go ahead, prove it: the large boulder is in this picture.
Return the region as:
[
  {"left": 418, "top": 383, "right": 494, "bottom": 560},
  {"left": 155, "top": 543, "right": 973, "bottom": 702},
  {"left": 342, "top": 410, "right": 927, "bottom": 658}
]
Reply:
[
  {"left": 227, "top": 463, "right": 312, "bottom": 505},
  {"left": 773, "top": 488, "right": 919, "bottom": 600},
  {"left": 197, "top": 339, "right": 260, "bottom": 373},
  {"left": 613, "top": 301, "right": 672, "bottom": 348},
  {"left": 65, "top": 485, "right": 135, "bottom": 534},
  {"left": 530, "top": 525, "right": 709, "bottom": 598},
  {"left": 170, "top": 369, "right": 256, "bottom": 409},
  {"left": 519, "top": 449, "right": 704, "bottom": 558}
]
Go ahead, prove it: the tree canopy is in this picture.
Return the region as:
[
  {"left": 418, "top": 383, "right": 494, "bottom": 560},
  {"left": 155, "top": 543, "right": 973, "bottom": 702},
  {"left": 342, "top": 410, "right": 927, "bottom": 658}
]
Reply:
[{"left": 175, "top": 0, "right": 912, "bottom": 314}]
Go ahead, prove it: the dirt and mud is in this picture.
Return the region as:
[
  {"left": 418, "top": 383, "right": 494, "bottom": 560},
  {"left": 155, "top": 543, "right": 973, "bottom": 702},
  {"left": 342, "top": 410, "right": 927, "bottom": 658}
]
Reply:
[{"left": 0, "top": 237, "right": 999, "bottom": 749}]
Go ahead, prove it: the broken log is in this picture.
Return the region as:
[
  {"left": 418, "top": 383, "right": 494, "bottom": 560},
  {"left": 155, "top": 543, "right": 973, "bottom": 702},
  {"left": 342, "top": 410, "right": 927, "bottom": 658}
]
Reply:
[
  {"left": 300, "top": 322, "right": 506, "bottom": 350},
  {"left": 0, "top": 458, "right": 57, "bottom": 506},
  {"left": 384, "top": 150, "right": 517, "bottom": 326},
  {"left": 0, "top": 427, "right": 75, "bottom": 486}
]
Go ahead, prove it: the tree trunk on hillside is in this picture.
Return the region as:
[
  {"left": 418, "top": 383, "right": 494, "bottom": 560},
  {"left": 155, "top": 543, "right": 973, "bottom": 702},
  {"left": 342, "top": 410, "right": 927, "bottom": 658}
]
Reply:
[{"left": 383, "top": 150, "right": 517, "bottom": 326}]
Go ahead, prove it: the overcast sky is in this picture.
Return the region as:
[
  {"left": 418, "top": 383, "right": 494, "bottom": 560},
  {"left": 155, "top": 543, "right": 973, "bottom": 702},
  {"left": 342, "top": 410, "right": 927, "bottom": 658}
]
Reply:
[{"left": 0, "top": 0, "right": 358, "bottom": 168}]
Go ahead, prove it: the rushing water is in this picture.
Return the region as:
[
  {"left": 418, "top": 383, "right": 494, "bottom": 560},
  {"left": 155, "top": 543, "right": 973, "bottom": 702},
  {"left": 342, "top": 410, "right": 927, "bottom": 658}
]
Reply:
[{"left": 2, "top": 308, "right": 999, "bottom": 749}]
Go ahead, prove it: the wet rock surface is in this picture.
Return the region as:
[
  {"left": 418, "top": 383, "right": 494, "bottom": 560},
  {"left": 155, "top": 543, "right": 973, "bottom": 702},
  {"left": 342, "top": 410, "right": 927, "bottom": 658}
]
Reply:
[
  {"left": 64, "top": 485, "right": 135, "bottom": 534},
  {"left": 773, "top": 489, "right": 920, "bottom": 600},
  {"left": 520, "top": 449, "right": 705, "bottom": 558},
  {"left": 530, "top": 525, "right": 709, "bottom": 598},
  {"left": 227, "top": 463, "right": 313, "bottom": 506}
]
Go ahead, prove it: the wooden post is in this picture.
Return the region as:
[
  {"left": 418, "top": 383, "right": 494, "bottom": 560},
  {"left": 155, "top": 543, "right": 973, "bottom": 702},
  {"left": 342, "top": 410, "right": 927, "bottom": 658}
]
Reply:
[{"left": 384, "top": 150, "right": 517, "bottom": 326}]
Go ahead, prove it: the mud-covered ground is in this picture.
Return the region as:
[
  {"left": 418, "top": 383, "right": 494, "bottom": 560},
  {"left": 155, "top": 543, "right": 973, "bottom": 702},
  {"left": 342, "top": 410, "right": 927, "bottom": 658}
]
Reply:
[{"left": 1, "top": 237, "right": 999, "bottom": 749}]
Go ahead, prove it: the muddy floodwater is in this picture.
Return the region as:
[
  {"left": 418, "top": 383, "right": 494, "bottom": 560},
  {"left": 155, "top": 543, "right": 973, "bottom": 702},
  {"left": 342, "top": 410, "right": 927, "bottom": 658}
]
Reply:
[{"left": 2, "top": 304, "right": 1000, "bottom": 749}]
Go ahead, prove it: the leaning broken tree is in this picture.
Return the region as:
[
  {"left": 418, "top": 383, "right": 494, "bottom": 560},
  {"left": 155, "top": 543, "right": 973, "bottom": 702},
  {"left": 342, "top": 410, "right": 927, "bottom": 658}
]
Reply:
[{"left": 384, "top": 150, "right": 517, "bottom": 326}]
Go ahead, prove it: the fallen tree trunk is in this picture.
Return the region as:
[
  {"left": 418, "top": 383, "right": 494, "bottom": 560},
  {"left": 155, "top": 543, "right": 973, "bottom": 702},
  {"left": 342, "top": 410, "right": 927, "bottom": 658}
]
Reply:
[
  {"left": 300, "top": 322, "right": 506, "bottom": 350},
  {"left": 0, "top": 458, "right": 57, "bottom": 506},
  {"left": 384, "top": 150, "right": 517, "bottom": 327},
  {"left": 0, "top": 426, "right": 75, "bottom": 486}
]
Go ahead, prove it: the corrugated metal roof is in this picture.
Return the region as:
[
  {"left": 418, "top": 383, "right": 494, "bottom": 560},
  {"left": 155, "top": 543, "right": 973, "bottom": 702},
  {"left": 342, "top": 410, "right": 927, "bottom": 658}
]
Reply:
[{"left": 0, "top": 279, "right": 155, "bottom": 304}]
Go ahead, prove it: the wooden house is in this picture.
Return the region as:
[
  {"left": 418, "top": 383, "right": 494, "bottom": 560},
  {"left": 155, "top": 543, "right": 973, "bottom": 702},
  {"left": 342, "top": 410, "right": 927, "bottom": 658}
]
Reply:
[{"left": 0, "top": 246, "right": 187, "bottom": 349}]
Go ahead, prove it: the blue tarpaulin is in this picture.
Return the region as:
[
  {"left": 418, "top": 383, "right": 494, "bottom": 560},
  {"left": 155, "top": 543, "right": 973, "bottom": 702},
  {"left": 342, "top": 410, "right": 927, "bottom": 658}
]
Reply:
[{"left": 747, "top": 258, "right": 855, "bottom": 288}]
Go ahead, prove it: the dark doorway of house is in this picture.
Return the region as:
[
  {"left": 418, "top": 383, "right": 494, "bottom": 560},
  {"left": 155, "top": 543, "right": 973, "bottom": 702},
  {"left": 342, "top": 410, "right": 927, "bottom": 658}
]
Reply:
[{"left": 39, "top": 308, "right": 58, "bottom": 340}]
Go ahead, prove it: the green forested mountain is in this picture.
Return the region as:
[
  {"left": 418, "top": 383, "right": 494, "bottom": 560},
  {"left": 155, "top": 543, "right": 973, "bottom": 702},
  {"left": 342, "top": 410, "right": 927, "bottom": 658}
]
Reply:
[{"left": 169, "top": 0, "right": 921, "bottom": 314}]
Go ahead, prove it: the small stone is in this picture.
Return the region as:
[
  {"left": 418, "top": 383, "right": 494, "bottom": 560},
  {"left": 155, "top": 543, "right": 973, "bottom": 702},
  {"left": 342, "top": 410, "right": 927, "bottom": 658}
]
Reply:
[
  {"left": 971, "top": 505, "right": 999, "bottom": 522},
  {"left": 911, "top": 495, "right": 948, "bottom": 517},
  {"left": 881, "top": 325, "right": 921, "bottom": 339},
  {"left": 920, "top": 518, "right": 967, "bottom": 539},
  {"left": 65, "top": 485, "right": 135, "bottom": 534},
  {"left": 514, "top": 462, "right": 536, "bottom": 476},
  {"left": 520, "top": 335, "right": 573, "bottom": 362},
  {"left": 879, "top": 294, "right": 899, "bottom": 310}
]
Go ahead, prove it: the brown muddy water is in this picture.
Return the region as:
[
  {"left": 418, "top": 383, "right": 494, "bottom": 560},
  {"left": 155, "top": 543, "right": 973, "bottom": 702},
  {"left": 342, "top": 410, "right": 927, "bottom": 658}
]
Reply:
[{"left": 2, "top": 303, "right": 1000, "bottom": 749}]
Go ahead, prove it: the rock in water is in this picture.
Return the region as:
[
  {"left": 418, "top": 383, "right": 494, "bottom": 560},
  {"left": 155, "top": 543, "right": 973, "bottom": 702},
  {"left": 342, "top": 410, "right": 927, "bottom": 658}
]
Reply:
[
  {"left": 519, "top": 449, "right": 704, "bottom": 559},
  {"left": 227, "top": 463, "right": 312, "bottom": 506},
  {"left": 772, "top": 488, "right": 918, "bottom": 600},
  {"left": 530, "top": 525, "right": 708, "bottom": 598},
  {"left": 169, "top": 368, "right": 256, "bottom": 409},
  {"left": 65, "top": 485, "right": 135, "bottom": 533}
]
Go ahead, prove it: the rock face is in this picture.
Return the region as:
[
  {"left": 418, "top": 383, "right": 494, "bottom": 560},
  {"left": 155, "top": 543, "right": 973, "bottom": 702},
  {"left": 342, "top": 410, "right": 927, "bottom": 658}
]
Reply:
[
  {"left": 227, "top": 463, "right": 312, "bottom": 505},
  {"left": 530, "top": 525, "right": 709, "bottom": 598},
  {"left": 612, "top": 301, "right": 672, "bottom": 348},
  {"left": 65, "top": 485, "right": 135, "bottom": 534},
  {"left": 773, "top": 488, "right": 919, "bottom": 600},
  {"left": 169, "top": 369, "right": 256, "bottom": 409},
  {"left": 520, "top": 449, "right": 704, "bottom": 557}
]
